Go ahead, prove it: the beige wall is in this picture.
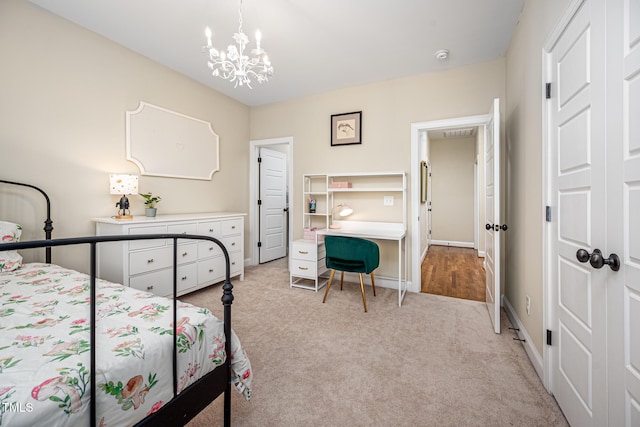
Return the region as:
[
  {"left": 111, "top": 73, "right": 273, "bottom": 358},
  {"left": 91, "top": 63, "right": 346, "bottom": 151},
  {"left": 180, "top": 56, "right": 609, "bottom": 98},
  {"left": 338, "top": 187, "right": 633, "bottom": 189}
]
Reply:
[
  {"left": 430, "top": 137, "right": 475, "bottom": 244},
  {"left": 504, "top": 0, "right": 570, "bottom": 354},
  {"left": 250, "top": 59, "right": 506, "bottom": 280},
  {"left": 0, "top": 0, "right": 250, "bottom": 273}
]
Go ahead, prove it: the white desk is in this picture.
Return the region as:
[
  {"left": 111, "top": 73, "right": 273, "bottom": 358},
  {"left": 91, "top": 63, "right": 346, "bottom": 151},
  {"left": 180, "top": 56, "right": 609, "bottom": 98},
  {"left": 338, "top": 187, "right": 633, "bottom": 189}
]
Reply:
[{"left": 317, "top": 221, "right": 408, "bottom": 307}]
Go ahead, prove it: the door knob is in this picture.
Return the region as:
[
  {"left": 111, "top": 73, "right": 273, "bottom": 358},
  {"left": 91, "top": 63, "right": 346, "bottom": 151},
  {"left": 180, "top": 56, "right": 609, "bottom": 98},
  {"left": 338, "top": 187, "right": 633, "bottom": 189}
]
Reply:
[
  {"left": 500, "top": 224, "right": 508, "bottom": 231},
  {"left": 576, "top": 248, "right": 620, "bottom": 271},
  {"left": 486, "top": 223, "right": 493, "bottom": 230}
]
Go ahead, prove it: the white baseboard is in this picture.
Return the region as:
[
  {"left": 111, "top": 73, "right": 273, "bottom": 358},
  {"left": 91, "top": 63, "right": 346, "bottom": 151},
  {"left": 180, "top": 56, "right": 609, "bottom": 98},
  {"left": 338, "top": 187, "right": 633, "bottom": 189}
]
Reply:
[
  {"left": 430, "top": 240, "right": 474, "bottom": 248},
  {"left": 503, "top": 297, "right": 544, "bottom": 382}
]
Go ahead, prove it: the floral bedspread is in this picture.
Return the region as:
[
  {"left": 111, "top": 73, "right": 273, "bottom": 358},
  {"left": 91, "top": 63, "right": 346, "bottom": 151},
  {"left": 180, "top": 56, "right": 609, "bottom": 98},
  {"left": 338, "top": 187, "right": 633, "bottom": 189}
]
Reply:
[{"left": 0, "top": 263, "right": 252, "bottom": 427}]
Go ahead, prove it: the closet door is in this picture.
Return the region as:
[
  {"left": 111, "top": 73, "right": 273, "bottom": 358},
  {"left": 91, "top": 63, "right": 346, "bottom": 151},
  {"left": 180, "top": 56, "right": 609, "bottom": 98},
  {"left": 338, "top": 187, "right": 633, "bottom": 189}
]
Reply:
[
  {"left": 547, "top": 0, "right": 608, "bottom": 425},
  {"left": 606, "top": 0, "right": 640, "bottom": 424}
]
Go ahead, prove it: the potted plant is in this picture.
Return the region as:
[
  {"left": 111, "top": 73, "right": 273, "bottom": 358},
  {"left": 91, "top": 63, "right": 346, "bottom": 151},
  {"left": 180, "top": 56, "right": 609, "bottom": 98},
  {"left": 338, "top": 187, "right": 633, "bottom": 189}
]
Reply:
[{"left": 140, "top": 192, "right": 161, "bottom": 217}]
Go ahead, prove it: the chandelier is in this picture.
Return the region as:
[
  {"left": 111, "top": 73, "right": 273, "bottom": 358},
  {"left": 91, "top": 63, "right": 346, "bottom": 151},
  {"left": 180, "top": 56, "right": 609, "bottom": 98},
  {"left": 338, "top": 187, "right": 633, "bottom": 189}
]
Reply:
[{"left": 203, "top": 0, "right": 273, "bottom": 88}]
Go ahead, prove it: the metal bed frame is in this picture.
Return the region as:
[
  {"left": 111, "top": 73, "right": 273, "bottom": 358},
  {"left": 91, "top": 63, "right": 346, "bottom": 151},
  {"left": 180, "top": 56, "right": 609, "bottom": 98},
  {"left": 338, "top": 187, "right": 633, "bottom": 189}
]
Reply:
[{"left": 0, "top": 180, "right": 234, "bottom": 427}]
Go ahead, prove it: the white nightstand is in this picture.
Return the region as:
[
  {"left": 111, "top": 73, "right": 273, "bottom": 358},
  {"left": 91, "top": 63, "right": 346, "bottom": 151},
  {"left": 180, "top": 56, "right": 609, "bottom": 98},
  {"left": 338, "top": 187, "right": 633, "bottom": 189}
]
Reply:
[{"left": 290, "top": 238, "right": 328, "bottom": 291}]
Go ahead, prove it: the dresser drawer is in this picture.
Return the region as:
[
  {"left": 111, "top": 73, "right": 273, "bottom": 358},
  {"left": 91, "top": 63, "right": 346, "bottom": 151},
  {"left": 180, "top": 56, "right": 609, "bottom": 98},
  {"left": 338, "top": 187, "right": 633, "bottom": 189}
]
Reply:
[
  {"left": 129, "top": 225, "right": 167, "bottom": 250},
  {"left": 198, "top": 240, "right": 223, "bottom": 259},
  {"left": 198, "top": 257, "right": 225, "bottom": 285},
  {"left": 130, "top": 268, "right": 173, "bottom": 297},
  {"left": 221, "top": 218, "right": 242, "bottom": 236},
  {"left": 176, "top": 243, "right": 198, "bottom": 265},
  {"left": 197, "top": 220, "right": 221, "bottom": 237},
  {"left": 229, "top": 251, "right": 243, "bottom": 276},
  {"left": 130, "top": 247, "right": 172, "bottom": 275},
  {"left": 222, "top": 235, "right": 242, "bottom": 253},
  {"left": 167, "top": 222, "right": 197, "bottom": 235},
  {"left": 177, "top": 263, "right": 197, "bottom": 293}
]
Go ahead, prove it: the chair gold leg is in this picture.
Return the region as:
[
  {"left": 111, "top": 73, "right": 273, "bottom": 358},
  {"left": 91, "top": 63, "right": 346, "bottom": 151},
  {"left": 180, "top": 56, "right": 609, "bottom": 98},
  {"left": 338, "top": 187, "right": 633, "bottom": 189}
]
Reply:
[
  {"left": 359, "top": 273, "right": 368, "bottom": 312},
  {"left": 370, "top": 272, "right": 377, "bottom": 297},
  {"left": 323, "top": 270, "right": 336, "bottom": 303},
  {"left": 340, "top": 271, "right": 344, "bottom": 290}
]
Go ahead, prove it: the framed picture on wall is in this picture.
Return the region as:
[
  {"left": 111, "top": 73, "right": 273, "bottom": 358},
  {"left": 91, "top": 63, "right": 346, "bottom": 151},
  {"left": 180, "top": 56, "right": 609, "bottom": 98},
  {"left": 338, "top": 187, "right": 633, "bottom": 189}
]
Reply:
[{"left": 331, "top": 111, "right": 362, "bottom": 146}]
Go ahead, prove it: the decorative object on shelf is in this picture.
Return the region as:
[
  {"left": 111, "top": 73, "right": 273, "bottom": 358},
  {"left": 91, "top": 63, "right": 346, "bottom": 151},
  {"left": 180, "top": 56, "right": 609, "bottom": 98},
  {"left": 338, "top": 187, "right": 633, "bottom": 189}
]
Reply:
[
  {"left": 331, "top": 111, "right": 362, "bottom": 146},
  {"left": 308, "top": 199, "right": 316, "bottom": 213},
  {"left": 203, "top": 0, "right": 273, "bottom": 88},
  {"left": 329, "top": 203, "right": 353, "bottom": 229},
  {"left": 140, "top": 192, "right": 162, "bottom": 217},
  {"left": 329, "top": 181, "right": 352, "bottom": 188},
  {"left": 109, "top": 174, "right": 139, "bottom": 220}
]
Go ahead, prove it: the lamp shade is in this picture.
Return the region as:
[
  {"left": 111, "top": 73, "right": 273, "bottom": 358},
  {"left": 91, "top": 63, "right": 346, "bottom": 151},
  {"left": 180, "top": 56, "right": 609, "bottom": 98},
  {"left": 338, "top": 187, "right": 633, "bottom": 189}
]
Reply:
[
  {"left": 109, "top": 174, "right": 139, "bottom": 195},
  {"left": 337, "top": 204, "right": 353, "bottom": 217}
]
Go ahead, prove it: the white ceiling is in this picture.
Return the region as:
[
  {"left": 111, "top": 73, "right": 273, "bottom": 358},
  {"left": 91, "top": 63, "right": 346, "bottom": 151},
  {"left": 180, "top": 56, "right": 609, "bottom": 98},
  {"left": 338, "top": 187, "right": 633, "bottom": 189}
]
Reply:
[{"left": 29, "top": 0, "right": 525, "bottom": 107}]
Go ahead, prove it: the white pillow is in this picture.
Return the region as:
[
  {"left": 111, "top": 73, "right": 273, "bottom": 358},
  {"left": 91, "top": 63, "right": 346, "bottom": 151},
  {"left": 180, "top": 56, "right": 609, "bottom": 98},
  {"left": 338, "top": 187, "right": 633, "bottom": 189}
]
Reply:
[{"left": 0, "top": 221, "right": 23, "bottom": 272}]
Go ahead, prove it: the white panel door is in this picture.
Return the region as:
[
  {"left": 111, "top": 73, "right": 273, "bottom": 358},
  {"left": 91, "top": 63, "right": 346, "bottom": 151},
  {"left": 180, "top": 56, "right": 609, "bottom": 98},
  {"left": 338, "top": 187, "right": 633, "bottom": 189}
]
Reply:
[
  {"left": 484, "top": 98, "right": 501, "bottom": 334},
  {"left": 259, "top": 148, "right": 287, "bottom": 263},
  {"left": 607, "top": 0, "right": 640, "bottom": 424},
  {"left": 548, "top": 0, "right": 608, "bottom": 425}
]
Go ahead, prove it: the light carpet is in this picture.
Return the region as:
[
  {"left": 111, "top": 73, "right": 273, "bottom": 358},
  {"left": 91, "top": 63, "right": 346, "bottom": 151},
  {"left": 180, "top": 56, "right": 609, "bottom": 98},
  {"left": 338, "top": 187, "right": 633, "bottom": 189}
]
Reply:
[{"left": 183, "top": 258, "right": 568, "bottom": 427}]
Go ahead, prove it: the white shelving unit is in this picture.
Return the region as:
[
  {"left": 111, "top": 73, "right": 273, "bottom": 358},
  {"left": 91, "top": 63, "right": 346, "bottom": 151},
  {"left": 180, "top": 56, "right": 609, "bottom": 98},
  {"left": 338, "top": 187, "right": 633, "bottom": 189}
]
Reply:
[{"left": 292, "top": 172, "right": 407, "bottom": 292}]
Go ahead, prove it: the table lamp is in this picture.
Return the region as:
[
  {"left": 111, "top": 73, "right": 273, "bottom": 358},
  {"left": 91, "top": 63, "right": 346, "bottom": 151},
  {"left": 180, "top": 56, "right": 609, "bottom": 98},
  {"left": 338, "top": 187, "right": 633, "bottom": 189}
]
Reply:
[
  {"left": 330, "top": 203, "right": 353, "bottom": 229},
  {"left": 109, "top": 174, "right": 139, "bottom": 220}
]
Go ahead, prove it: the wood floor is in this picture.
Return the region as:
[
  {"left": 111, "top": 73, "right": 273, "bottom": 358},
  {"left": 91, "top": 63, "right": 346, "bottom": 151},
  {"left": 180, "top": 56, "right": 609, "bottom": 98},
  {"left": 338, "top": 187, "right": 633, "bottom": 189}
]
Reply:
[{"left": 421, "top": 245, "right": 485, "bottom": 302}]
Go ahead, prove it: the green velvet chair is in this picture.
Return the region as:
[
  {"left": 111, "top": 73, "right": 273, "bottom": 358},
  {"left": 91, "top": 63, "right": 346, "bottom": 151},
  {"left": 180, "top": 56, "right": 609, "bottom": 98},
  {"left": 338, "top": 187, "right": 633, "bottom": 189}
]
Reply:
[{"left": 322, "top": 235, "right": 379, "bottom": 312}]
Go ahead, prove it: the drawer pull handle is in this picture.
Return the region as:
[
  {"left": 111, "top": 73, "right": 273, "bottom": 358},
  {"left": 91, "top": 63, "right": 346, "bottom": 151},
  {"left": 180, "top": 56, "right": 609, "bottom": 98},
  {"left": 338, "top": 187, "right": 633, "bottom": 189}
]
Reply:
[
  {"left": 181, "top": 276, "right": 188, "bottom": 281},
  {"left": 231, "top": 242, "right": 236, "bottom": 246},
  {"left": 147, "top": 259, "right": 154, "bottom": 264},
  {"left": 209, "top": 269, "right": 214, "bottom": 273},
  {"left": 298, "top": 266, "right": 308, "bottom": 270},
  {"left": 182, "top": 232, "right": 187, "bottom": 235},
  {"left": 298, "top": 250, "right": 309, "bottom": 254},
  {"left": 146, "top": 285, "right": 154, "bottom": 290},
  {"left": 182, "top": 252, "right": 188, "bottom": 257},
  {"left": 231, "top": 225, "right": 236, "bottom": 229},
  {"left": 232, "top": 262, "right": 236, "bottom": 265},
  {"left": 209, "top": 228, "right": 214, "bottom": 233},
  {"left": 209, "top": 247, "right": 214, "bottom": 251}
]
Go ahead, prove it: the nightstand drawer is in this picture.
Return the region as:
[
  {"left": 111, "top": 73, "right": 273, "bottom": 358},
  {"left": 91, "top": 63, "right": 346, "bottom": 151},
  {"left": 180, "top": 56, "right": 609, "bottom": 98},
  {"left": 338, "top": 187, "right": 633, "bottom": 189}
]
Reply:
[{"left": 130, "top": 247, "right": 172, "bottom": 275}]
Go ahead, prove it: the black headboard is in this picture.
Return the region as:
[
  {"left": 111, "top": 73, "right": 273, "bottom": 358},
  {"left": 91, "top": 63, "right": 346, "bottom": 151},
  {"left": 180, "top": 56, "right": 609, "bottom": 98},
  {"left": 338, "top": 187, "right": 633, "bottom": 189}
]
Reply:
[{"left": 0, "top": 179, "right": 53, "bottom": 263}]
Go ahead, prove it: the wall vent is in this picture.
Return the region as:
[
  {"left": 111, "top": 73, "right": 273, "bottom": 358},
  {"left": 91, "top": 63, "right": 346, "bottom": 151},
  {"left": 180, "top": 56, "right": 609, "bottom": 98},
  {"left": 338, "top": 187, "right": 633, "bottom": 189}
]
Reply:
[{"left": 442, "top": 128, "right": 476, "bottom": 138}]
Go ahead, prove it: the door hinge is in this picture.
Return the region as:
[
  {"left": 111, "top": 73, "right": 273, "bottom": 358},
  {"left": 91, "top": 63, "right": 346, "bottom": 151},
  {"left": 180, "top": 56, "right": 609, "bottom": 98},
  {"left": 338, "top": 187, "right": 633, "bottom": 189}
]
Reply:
[
  {"left": 257, "top": 241, "right": 262, "bottom": 248},
  {"left": 545, "top": 206, "right": 551, "bottom": 222},
  {"left": 257, "top": 157, "right": 262, "bottom": 163},
  {"left": 545, "top": 83, "right": 552, "bottom": 99},
  {"left": 546, "top": 329, "right": 552, "bottom": 346},
  {"left": 258, "top": 199, "right": 262, "bottom": 205}
]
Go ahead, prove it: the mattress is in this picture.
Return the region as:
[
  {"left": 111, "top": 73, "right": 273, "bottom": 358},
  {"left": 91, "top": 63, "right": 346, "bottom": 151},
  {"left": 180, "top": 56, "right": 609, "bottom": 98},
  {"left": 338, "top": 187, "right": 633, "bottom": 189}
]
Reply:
[{"left": 0, "top": 263, "right": 251, "bottom": 427}]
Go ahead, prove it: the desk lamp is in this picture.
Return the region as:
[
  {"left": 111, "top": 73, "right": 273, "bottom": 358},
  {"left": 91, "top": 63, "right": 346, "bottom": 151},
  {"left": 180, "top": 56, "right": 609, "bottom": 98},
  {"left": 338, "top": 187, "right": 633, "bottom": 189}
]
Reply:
[
  {"left": 109, "top": 174, "right": 139, "bottom": 220},
  {"left": 330, "top": 203, "right": 353, "bottom": 229}
]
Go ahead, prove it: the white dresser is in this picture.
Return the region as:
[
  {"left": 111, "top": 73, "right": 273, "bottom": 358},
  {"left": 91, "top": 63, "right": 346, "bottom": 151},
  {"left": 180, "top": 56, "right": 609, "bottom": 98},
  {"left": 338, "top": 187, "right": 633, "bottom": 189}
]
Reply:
[
  {"left": 93, "top": 213, "right": 245, "bottom": 297},
  {"left": 290, "top": 238, "right": 327, "bottom": 291}
]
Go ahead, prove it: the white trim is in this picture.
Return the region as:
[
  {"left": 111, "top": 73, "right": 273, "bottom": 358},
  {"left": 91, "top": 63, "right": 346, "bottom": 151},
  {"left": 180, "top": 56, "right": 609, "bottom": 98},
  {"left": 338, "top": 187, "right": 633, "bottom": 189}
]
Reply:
[
  {"left": 410, "top": 115, "right": 488, "bottom": 292},
  {"left": 429, "top": 240, "right": 474, "bottom": 248},
  {"left": 503, "top": 297, "right": 545, "bottom": 383},
  {"left": 249, "top": 136, "right": 294, "bottom": 267}
]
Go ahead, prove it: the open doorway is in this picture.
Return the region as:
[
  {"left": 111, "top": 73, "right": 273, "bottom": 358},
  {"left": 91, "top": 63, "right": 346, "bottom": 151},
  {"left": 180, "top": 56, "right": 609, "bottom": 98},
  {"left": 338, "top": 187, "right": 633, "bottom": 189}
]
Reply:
[
  {"left": 410, "top": 116, "right": 488, "bottom": 300},
  {"left": 249, "top": 137, "right": 294, "bottom": 267}
]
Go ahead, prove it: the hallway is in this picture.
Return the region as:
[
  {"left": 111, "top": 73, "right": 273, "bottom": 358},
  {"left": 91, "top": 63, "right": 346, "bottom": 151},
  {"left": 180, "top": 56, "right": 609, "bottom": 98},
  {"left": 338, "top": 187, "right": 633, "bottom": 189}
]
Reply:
[{"left": 421, "top": 245, "right": 485, "bottom": 302}]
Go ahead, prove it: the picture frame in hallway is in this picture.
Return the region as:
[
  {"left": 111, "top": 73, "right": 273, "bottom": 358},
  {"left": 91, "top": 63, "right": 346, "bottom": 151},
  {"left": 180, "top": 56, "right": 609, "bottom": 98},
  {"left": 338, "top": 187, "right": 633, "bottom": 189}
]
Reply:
[
  {"left": 331, "top": 111, "right": 362, "bottom": 146},
  {"left": 420, "top": 160, "right": 428, "bottom": 203}
]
